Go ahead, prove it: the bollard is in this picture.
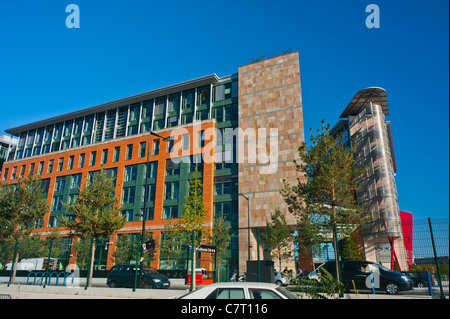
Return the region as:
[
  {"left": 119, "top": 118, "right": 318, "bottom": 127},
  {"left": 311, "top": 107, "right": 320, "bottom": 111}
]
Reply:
[
  {"left": 427, "top": 271, "right": 433, "bottom": 297},
  {"left": 370, "top": 270, "right": 375, "bottom": 294}
]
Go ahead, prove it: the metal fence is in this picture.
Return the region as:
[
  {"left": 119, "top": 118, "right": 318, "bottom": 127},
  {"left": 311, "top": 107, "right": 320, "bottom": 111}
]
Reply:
[
  {"left": 346, "top": 217, "right": 448, "bottom": 298},
  {"left": 0, "top": 218, "right": 448, "bottom": 298}
]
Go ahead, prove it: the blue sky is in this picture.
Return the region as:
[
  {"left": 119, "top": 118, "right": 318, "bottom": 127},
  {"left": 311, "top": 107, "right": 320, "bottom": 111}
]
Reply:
[{"left": 0, "top": 0, "right": 448, "bottom": 220}]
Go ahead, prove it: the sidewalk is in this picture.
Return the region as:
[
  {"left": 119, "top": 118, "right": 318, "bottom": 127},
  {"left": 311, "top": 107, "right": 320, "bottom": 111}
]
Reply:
[{"left": 0, "top": 283, "right": 188, "bottom": 299}]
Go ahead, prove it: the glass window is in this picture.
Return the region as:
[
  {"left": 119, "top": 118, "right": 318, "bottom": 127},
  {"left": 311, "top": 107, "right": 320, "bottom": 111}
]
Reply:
[
  {"left": 55, "top": 176, "right": 66, "bottom": 192},
  {"left": 206, "top": 288, "right": 245, "bottom": 299},
  {"left": 67, "top": 156, "right": 74, "bottom": 170},
  {"left": 48, "top": 160, "right": 54, "bottom": 173},
  {"left": 84, "top": 116, "right": 94, "bottom": 132},
  {"left": 54, "top": 123, "right": 63, "bottom": 139},
  {"left": 101, "top": 149, "right": 108, "bottom": 164},
  {"left": 197, "top": 130, "right": 205, "bottom": 148},
  {"left": 162, "top": 206, "right": 179, "bottom": 219},
  {"left": 64, "top": 121, "right": 73, "bottom": 137},
  {"left": 90, "top": 151, "right": 96, "bottom": 166},
  {"left": 74, "top": 118, "right": 83, "bottom": 134},
  {"left": 71, "top": 173, "right": 82, "bottom": 189},
  {"left": 139, "top": 142, "right": 146, "bottom": 158},
  {"left": 121, "top": 209, "right": 134, "bottom": 222},
  {"left": 214, "top": 85, "right": 224, "bottom": 102},
  {"left": 142, "top": 100, "right": 153, "bottom": 119},
  {"left": 127, "top": 125, "right": 138, "bottom": 136},
  {"left": 79, "top": 153, "right": 85, "bottom": 168},
  {"left": 165, "top": 181, "right": 179, "bottom": 200},
  {"left": 169, "top": 94, "right": 180, "bottom": 112},
  {"left": 124, "top": 165, "right": 138, "bottom": 182},
  {"left": 57, "top": 158, "right": 64, "bottom": 172},
  {"left": 11, "top": 167, "right": 17, "bottom": 180},
  {"left": 122, "top": 187, "right": 136, "bottom": 204},
  {"left": 196, "top": 109, "right": 209, "bottom": 122},
  {"left": 51, "top": 195, "right": 64, "bottom": 211},
  {"left": 182, "top": 90, "right": 194, "bottom": 109},
  {"left": 154, "top": 98, "right": 166, "bottom": 115},
  {"left": 144, "top": 161, "right": 158, "bottom": 179},
  {"left": 113, "top": 146, "right": 120, "bottom": 162},
  {"left": 181, "top": 113, "right": 193, "bottom": 125},
  {"left": 152, "top": 140, "right": 159, "bottom": 156},
  {"left": 166, "top": 159, "right": 180, "bottom": 176},
  {"left": 2, "top": 168, "right": 8, "bottom": 181},
  {"left": 249, "top": 289, "right": 283, "bottom": 300},
  {"left": 182, "top": 133, "right": 189, "bottom": 151},
  {"left": 129, "top": 103, "right": 140, "bottom": 122},
  {"left": 197, "top": 86, "right": 210, "bottom": 106},
  {"left": 153, "top": 119, "right": 164, "bottom": 131},
  {"left": 126, "top": 144, "right": 133, "bottom": 160},
  {"left": 38, "top": 162, "right": 44, "bottom": 175}
]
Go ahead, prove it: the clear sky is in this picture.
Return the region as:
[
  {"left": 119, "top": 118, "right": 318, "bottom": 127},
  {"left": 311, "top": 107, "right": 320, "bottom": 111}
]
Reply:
[{"left": 0, "top": 0, "right": 448, "bottom": 221}]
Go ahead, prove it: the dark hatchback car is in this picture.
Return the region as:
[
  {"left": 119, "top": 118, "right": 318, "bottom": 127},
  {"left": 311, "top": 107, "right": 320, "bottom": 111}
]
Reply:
[
  {"left": 107, "top": 264, "right": 170, "bottom": 289},
  {"left": 317, "top": 260, "right": 413, "bottom": 294},
  {"left": 401, "top": 271, "right": 435, "bottom": 288}
]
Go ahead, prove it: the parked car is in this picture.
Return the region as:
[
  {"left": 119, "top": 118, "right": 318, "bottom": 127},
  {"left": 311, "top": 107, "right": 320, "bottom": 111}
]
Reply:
[
  {"left": 401, "top": 271, "right": 435, "bottom": 288},
  {"left": 178, "top": 282, "right": 299, "bottom": 299},
  {"left": 274, "top": 271, "right": 288, "bottom": 286},
  {"left": 312, "top": 260, "right": 413, "bottom": 294},
  {"left": 107, "top": 264, "right": 170, "bottom": 289}
]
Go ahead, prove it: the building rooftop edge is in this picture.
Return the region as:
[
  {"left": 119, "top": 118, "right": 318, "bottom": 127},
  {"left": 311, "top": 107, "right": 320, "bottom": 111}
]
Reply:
[
  {"left": 339, "top": 87, "right": 389, "bottom": 119},
  {"left": 6, "top": 74, "right": 221, "bottom": 136}
]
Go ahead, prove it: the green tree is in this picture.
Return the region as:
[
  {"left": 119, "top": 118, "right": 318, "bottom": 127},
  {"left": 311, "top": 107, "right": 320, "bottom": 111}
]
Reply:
[
  {"left": 0, "top": 173, "right": 50, "bottom": 282},
  {"left": 160, "top": 221, "right": 183, "bottom": 270},
  {"left": 61, "top": 169, "right": 126, "bottom": 287},
  {"left": 260, "top": 209, "right": 293, "bottom": 271},
  {"left": 175, "top": 167, "right": 208, "bottom": 290},
  {"left": 282, "top": 120, "right": 369, "bottom": 285},
  {"left": 209, "top": 215, "right": 233, "bottom": 282},
  {"left": 113, "top": 231, "right": 156, "bottom": 266}
]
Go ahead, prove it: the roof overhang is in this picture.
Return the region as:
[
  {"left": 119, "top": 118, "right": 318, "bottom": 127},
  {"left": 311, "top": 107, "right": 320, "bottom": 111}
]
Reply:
[
  {"left": 6, "top": 74, "right": 220, "bottom": 136},
  {"left": 339, "top": 87, "right": 389, "bottom": 119}
]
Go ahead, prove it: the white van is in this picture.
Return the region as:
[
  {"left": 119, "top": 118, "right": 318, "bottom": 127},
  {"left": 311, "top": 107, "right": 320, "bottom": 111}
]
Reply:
[{"left": 5, "top": 257, "right": 58, "bottom": 271}]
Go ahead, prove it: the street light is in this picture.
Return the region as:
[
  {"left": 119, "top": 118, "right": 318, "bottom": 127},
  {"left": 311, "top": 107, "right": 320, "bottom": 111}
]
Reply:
[
  {"left": 138, "top": 130, "right": 171, "bottom": 288},
  {"left": 238, "top": 193, "right": 250, "bottom": 261}
]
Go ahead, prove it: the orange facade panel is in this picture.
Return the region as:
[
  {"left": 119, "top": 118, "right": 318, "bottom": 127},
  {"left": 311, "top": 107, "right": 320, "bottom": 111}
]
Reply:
[{"left": 1, "top": 120, "right": 216, "bottom": 270}]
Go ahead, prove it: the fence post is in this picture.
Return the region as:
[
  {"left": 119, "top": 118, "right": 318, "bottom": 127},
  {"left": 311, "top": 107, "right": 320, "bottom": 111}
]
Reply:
[
  {"left": 44, "top": 238, "right": 53, "bottom": 288},
  {"left": 427, "top": 218, "right": 445, "bottom": 299}
]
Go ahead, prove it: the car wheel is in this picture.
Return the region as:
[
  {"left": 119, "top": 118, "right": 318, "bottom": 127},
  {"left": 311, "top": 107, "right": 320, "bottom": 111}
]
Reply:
[
  {"left": 276, "top": 280, "right": 282, "bottom": 286},
  {"left": 385, "top": 282, "right": 399, "bottom": 294},
  {"left": 108, "top": 281, "right": 117, "bottom": 288},
  {"left": 143, "top": 281, "right": 152, "bottom": 289}
]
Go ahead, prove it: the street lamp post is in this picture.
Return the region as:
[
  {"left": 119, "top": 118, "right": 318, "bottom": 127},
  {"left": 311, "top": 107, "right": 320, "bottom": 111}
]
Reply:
[
  {"left": 137, "top": 130, "right": 170, "bottom": 288},
  {"left": 238, "top": 193, "right": 250, "bottom": 261}
]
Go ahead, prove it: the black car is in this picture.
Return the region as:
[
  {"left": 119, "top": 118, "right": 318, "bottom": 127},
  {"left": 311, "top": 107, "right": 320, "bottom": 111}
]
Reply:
[
  {"left": 317, "top": 260, "right": 413, "bottom": 294},
  {"left": 401, "top": 271, "right": 435, "bottom": 288},
  {"left": 107, "top": 264, "right": 170, "bottom": 289}
]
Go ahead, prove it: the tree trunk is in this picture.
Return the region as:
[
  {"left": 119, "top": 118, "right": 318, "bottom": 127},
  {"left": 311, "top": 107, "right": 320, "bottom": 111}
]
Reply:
[
  {"left": 11, "top": 252, "right": 19, "bottom": 283},
  {"left": 88, "top": 240, "right": 95, "bottom": 288},
  {"left": 332, "top": 202, "right": 340, "bottom": 284}
]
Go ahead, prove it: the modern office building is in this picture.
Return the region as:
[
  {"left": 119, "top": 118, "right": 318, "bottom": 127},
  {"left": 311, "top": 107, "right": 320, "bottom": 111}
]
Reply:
[
  {"left": 331, "top": 87, "right": 407, "bottom": 270},
  {"left": 1, "top": 52, "right": 305, "bottom": 277}
]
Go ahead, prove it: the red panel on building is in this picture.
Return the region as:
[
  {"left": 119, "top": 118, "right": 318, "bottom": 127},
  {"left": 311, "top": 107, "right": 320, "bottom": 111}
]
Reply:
[{"left": 400, "top": 211, "right": 414, "bottom": 265}]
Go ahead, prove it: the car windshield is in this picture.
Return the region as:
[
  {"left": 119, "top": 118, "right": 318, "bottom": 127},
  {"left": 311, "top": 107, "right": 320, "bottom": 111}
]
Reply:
[
  {"left": 141, "top": 266, "right": 159, "bottom": 274},
  {"left": 373, "top": 263, "right": 391, "bottom": 272},
  {"left": 275, "top": 286, "right": 299, "bottom": 299}
]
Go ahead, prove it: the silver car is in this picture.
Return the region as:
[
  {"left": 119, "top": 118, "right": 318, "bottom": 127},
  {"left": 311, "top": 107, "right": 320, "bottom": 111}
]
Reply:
[{"left": 178, "top": 282, "right": 299, "bottom": 299}]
